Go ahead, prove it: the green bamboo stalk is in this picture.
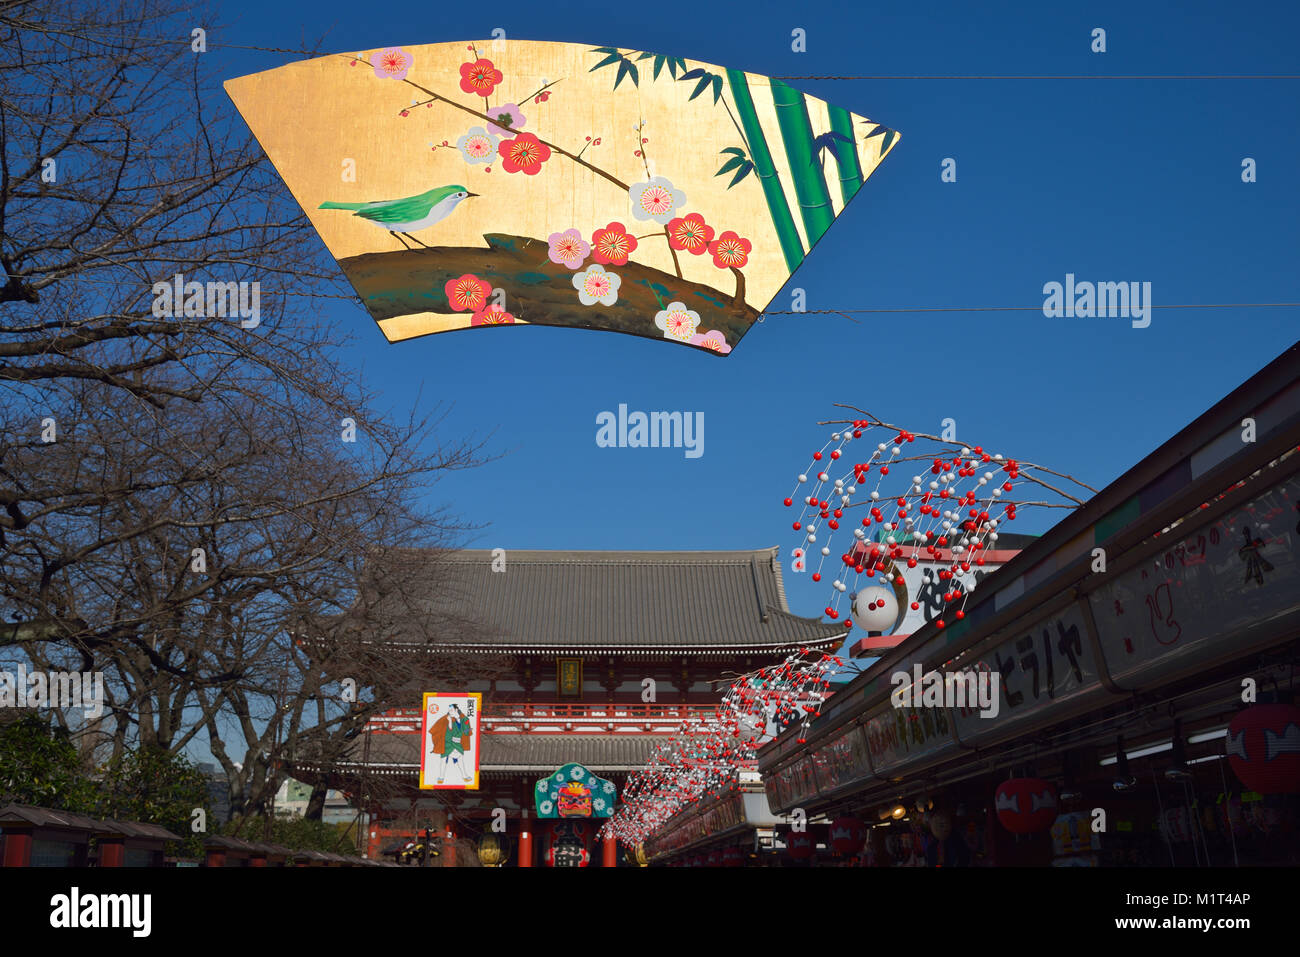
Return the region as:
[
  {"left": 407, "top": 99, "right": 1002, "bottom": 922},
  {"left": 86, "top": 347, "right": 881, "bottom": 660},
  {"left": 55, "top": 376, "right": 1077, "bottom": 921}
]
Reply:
[
  {"left": 827, "top": 104, "right": 864, "bottom": 205},
  {"left": 724, "top": 69, "right": 804, "bottom": 273},
  {"left": 770, "top": 80, "right": 836, "bottom": 249}
]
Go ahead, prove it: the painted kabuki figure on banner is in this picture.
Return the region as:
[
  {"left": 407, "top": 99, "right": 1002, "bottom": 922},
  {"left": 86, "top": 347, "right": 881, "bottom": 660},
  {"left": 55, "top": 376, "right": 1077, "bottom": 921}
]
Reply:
[{"left": 419, "top": 692, "right": 482, "bottom": 789}]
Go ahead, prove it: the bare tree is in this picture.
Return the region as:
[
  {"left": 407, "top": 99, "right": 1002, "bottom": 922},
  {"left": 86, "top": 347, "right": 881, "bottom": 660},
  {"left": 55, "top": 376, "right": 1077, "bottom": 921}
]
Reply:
[{"left": 0, "top": 1, "right": 506, "bottom": 823}]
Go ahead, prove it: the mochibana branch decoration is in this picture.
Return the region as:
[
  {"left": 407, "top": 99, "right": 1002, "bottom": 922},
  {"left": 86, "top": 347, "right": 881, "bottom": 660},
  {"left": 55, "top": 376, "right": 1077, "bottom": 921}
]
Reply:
[
  {"left": 786, "top": 407, "right": 1094, "bottom": 633},
  {"left": 601, "top": 648, "right": 842, "bottom": 848},
  {"left": 603, "top": 409, "right": 1093, "bottom": 853}
]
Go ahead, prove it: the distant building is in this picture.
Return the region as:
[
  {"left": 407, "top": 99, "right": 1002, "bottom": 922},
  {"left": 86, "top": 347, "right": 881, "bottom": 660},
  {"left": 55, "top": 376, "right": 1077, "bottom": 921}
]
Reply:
[
  {"left": 273, "top": 778, "right": 365, "bottom": 827},
  {"left": 295, "top": 547, "right": 843, "bottom": 866},
  {"left": 197, "top": 763, "right": 232, "bottom": 827}
]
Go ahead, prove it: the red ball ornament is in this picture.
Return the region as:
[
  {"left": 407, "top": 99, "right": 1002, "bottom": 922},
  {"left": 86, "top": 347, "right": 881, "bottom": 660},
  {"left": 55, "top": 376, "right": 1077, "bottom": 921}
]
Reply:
[
  {"left": 994, "top": 778, "right": 1058, "bottom": 833},
  {"left": 1227, "top": 704, "right": 1300, "bottom": 794}
]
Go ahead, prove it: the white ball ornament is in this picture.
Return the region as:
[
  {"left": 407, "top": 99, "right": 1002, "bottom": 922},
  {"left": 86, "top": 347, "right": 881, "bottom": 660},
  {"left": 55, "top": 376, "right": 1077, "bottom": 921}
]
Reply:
[
  {"left": 798, "top": 474, "right": 807, "bottom": 483},
  {"left": 853, "top": 586, "right": 899, "bottom": 633},
  {"left": 821, "top": 547, "right": 830, "bottom": 556}
]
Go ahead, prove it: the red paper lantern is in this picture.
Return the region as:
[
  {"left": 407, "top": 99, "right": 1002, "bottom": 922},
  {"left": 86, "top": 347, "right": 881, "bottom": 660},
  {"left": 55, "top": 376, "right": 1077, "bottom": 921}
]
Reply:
[
  {"left": 1227, "top": 704, "right": 1300, "bottom": 794},
  {"left": 721, "top": 846, "right": 744, "bottom": 867},
  {"left": 994, "top": 778, "right": 1058, "bottom": 833},
  {"left": 786, "top": 830, "right": 814, "bottom": 859},
  {"left": 829, "top": 816, "right": 866, "bottom": 855}
]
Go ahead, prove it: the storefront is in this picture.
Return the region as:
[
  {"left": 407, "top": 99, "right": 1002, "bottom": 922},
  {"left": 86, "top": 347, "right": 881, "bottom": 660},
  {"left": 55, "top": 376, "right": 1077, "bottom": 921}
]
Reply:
[{"left": 757, "top": 343, "right": 1300, "bottom": 866}]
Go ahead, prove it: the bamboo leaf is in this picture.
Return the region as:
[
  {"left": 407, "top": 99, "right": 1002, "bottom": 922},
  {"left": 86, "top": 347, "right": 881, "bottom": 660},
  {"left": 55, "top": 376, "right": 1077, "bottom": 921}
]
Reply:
[
  {"left": 720, "top": 147, "right": 747, "bottom": 157},
  {"left": 653, "top": 54, "right": 665, "bottom": 79},
  {"left": 680, "top": 68, "right": 705, "bottom": 81},
  {"left": 728, "top": 161, "right": 754, "bottom": 188},
  {"left": 675, "top": 58, "right": 688, "bottom": 76},
  {"left": 863, "top": 124, "right": 891, "bottom": 139},
  {"left": 880, "top": 130, "right": 896, "bottom": 153},
  {"left": 589, "top": 52, "right": 623, "bottom": 72},
  {"left": 688, "top": 73, "right": 712, "bottom": 101},
  {"left": 636, "top": 51, "right": 654, "bottom": 60},
  {"left": 715, "top": 155, "right": 746, "bottom": 176},
  {"left": 811, "top": 131, "right": 846, "bottom": 167},
  {"left": 613, "top": 58, "right": 639, "bottom": 89},
  {"left": 712, "top": 74, "right": 723, "bottom": 103},
  {"left": 589, "top": 47, "right": 619, "bottom": 55}
]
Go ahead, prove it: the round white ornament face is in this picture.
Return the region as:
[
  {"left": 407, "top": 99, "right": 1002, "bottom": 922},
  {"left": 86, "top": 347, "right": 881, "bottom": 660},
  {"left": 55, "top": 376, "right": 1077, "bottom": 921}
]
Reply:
[{"left": 853, "top": 585, "right": 899, "bottom": 632}]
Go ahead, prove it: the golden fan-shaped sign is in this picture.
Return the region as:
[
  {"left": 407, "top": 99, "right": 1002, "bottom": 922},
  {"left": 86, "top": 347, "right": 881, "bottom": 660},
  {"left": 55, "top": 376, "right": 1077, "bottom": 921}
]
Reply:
[{"left": 225, "top": 40, "right": 900, "bottom": 356}]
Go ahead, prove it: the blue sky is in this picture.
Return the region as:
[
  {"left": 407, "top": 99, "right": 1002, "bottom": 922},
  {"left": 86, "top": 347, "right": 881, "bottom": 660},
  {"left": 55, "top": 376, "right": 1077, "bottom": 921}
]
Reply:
[{"left": 215, "top": 0, "right": 1298, "bottom": 656}]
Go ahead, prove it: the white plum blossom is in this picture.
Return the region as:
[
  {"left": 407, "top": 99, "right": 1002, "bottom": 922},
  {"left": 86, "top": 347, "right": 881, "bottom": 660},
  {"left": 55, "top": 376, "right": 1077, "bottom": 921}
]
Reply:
[
  {"left": 573, "top": 263, "right": 621, "bottom": 306},
  {"left": 456, "top": 126, "right": 497, "bottom": 164},
  {"left": 654, "top": 301, "right": 700, "bottom": 341},
  {"left": 629, "top": 176, "right": 684, "bottom": 224}
]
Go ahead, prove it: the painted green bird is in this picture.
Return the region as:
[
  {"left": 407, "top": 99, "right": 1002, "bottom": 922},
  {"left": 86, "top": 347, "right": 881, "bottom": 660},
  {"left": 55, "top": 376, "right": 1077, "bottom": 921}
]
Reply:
[{"left": 319, "top": 185, "right": 478, "bottom": 249}]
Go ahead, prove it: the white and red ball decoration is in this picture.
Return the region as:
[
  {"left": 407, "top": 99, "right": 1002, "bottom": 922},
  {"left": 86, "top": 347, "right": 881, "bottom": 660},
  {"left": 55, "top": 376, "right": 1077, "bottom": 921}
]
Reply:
[
  {"left": 599, "top": 647, "right": 841, "bottom": 849},
  {"left": 994, "top": 778, "right": 1058, "bottom": 834},
  {"left": 853, "top": 586, "right": 900, "bottom": 634},
  {"left": 599, "top": 415, "right": 1090, "bottom": 853},
  {"left": 829, "top": 816, "right": 867, "bottom": 855},
  {"left": 1226, "top": 704, "right": 1300, "bottom": 794},
  {"left": 784, "top": 413, "right": 1091, "bottom": 633}
]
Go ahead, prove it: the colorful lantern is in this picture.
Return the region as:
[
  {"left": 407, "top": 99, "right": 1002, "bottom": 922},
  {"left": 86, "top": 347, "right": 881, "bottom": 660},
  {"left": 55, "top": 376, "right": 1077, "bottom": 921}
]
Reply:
[
  {"left": 786, "top": 830, "right": 815, "bottom": 860},
  {"left": 829, "top": 816, "right": 866, "bottom": 855},
  {"left": 477, "top": 833, "right": 505, "bottom": 866},
  {"left": 1226, "top": 704, "right": 1300, "bottom": 794},
  {"left": 994, "top": 778, "right": 1058, "bottom": 833}
]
